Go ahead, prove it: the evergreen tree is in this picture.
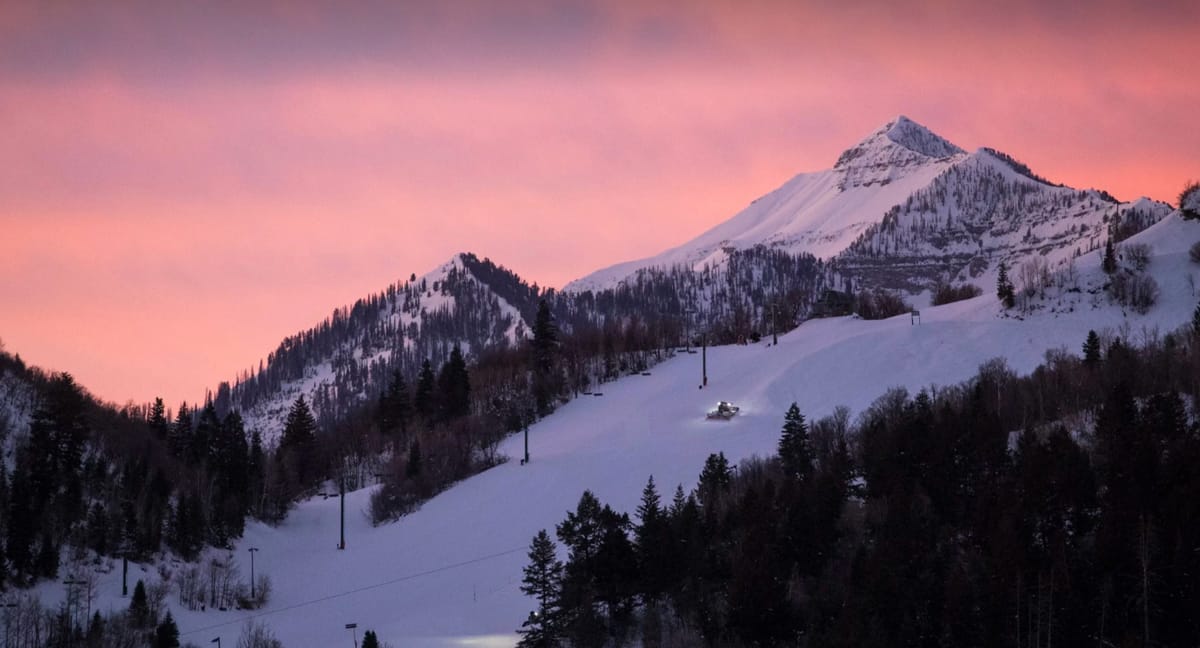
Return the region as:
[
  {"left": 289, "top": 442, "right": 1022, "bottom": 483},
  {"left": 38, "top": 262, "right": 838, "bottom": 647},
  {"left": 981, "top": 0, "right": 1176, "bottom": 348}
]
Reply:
[
  {"left": 778, "top": 402, "right": 814, "bottom": 481},
  {"left": 558, "top": 491, "right": 604, "bottom": 564},
  {"left": 1083, "top": 329, "right": 1102, "bottom": 365},
  {"left": 210, "top": 411, "right": 251, "bottom": 542},
  {"left": 437, "top": 345, "right": 471, "bottom": 420},
  {"left": 414, "top": 359, "right": 436, "bottom": 420},
  {"left": 697, "top": 452, "right": 732, "bottom": 509},
  {"left": 996, "top": 262, "right": 1015, "bottom": 308},
  {"left": 5, "top": 461, "right": 34, "bottom": 582},
  {"left": 593, "top": 505, "right": 638, "bottom": 633},
  {"left": 280, "top": 396, "right": 318, "bottom": 487},
  {"left": 518, "top": 529, "right": 563, "bottom": 647},
  {"left": 170, "top": 403, "right": 192, "bottom": 459},
  {"left": 360, "top": 630, "right": 381, "bottom": 648},
  {"left": 635, "top": 476, "right": 661, "bottom": 535},
  {"left": 152, "top": 611, "right": 180, "bottom": 648},
  {"left": 129, "top": 579, "right": 150, "bottom": 627},
  {"left": 248, "top": 429, "right": 266, "bottom": 517},
  {"left": 192, "top": 403, "right": 222, "bottom": 465},
  {"left": 1192, "top": 302, "right": 1200, "bottom": 337},
  {"left": 555, "top": 491, "right": 606, "bottom": 644},
  {"left": 168, "top": 491, "right": 206, "bottom": 560},
  {"left": 377, "top": 370, "right": 410, "bottom": 436},
  {"left": 1102, "top": 238, "right": 1118, "bottom": 274},
  {"left": 531, "top": 299, "right": 562, "bottom": 416},
  {"left": 149, "top": 397, "right": 169, "bottom": 441},
  {"left": 634, "top": 476, "right": 671, "bottom": 603}
]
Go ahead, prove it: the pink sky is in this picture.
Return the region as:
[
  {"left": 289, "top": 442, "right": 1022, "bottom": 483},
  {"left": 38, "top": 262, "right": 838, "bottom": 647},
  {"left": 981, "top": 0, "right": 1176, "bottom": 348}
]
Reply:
[{"left": 1, "top": 0, "right": 1197, "bottom": 407}]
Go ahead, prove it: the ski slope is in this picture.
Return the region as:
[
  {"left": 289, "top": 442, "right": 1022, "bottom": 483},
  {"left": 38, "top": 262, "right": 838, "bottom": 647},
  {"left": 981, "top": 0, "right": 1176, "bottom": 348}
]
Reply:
[{"left": 39, "top": 215, "right": 1200, "bottom": 647}]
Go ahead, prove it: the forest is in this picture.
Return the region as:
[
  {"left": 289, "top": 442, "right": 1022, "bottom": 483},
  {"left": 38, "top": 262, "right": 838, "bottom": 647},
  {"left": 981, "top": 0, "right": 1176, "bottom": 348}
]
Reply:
[{"left": 517, "top": 315, "right": 1200, "bottom": 647}]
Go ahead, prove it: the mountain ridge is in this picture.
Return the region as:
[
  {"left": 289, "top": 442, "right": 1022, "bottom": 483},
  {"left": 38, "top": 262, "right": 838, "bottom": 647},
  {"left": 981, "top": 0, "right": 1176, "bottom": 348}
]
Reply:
[{"left": 565, "top": 116, "right": 1167, "bottom": 294}]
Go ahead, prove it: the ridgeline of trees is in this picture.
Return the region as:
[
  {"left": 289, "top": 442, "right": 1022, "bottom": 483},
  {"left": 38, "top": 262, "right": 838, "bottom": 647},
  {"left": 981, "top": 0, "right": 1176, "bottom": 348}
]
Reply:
[{"left": 518, "top": 322, "right": 1200, "bottom": 647}]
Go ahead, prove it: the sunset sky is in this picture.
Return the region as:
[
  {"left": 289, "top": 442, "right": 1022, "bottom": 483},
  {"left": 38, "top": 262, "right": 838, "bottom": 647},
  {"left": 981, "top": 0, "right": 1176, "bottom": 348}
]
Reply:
[{"left": 2, "top": 0, "right": 1198, "bottom": 407}]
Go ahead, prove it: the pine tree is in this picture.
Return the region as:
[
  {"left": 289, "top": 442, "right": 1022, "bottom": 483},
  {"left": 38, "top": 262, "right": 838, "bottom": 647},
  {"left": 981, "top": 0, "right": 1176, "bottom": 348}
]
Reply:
[
  {"left": 1083, "top": 330, "right": 1102, "bottom": 365},
  {"left": 531, "top": 299, "right": 562, "bottom": 416},
  {"left": 593, "top": 506, "right": 637, "bottom": 633},
  {"left": 697, "top": 452, "right": 732, "bottom": 508},
  {"left": 557, "top": 491, "right": 604, "bottom": 565},
  {"left": 437, "top": 345, "right": 471, "bottom": 420},
  {"left": 170, "top": 403, "right": 192, "bottom": 459},
  {"left": 634, "top": 476, "right": 670, "bottom": 603},
  {"left": 377, "top": 370, "right": 410, "bottom": 436},
  {"left": 192, "top": 403, "right": 222, "bottom": 465},
  {"left": 149, "top": 397, "right": 169, "bottom": 441},
  {"left": 1192, "top": 302, "right": 1200, "bottom": 337},
  {"left": 152, "top": 611, "right": 181, "bottom": 648},
  {"left": 6, "top": 464, "right": 36, "bottom": 582},
  {"left": 280, "top": 396, "right": 318, "bottom": 487},
  {"left": 635, "top": 476, "right": 661, "bottom": 532},
  {"left": 1102, "top": 238, "right": 1118, "bottom": 274},
  {"left": 360, "top": 630, "right": 381, "bottom": 648},
  {"left": 517, "top": 529, "right": 563, "bottom": 647},
  {"left": 130, "top": 579, "right": 150, "bottom": 627},
  {"left": 996, "top": 263, "right": 1015, "bottom": 308},
  {"left": 414, "top": 359, "right": 436, "bottom": 420},
  {"left": 248, "top": 429, "right": 266, "bottom": 517},
  {"left": 778, "top": 402, "right": 814, "bottom": 481}
]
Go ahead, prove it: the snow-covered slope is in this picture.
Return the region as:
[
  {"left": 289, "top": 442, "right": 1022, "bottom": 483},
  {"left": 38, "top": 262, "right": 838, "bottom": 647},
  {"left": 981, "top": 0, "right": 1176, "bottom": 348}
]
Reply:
[
  {"left": 0, "top": 359, "right": 38, "bottom": 454},
  {"left": 566, "top": 117, "right": 1169, "bottom": 294},
  {"left": 231, "top": 254, "right": 530, "bottom": 442},
  {"left": 49, "top": 215, "right": 1200, "bottom": 647},
  {"left": 567, "top": 116, "right": 965, "bottom": 292},
  {"left": 840, "top": 150, "right": 1173, "bottom": 290}
]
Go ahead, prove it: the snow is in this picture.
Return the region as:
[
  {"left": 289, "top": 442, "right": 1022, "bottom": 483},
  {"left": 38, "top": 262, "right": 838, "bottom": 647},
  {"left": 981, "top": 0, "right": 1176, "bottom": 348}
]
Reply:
[
  {"left": 565, "top": 118, "right": 1174, "bottom": 296},
  {"left": 0, "top": 365, "right": 38, "bottom": 459},
  {"left": 239, "top": 254, "right": 529, "bottom": 442},
  {"left": 1184, "top": 184, "right": 1200, "bottom": 214},
  {"left": 39, "top": 216, "right": 1200, "bottom": 647},
  {"left": 566, "top": 121, "right": 963, "bottom": 292}
]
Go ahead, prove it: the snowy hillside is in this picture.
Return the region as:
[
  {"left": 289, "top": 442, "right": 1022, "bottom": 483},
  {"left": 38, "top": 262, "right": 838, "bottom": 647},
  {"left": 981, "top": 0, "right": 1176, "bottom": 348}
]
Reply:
[
  {"left": 566, "top": 116, "right": 1168, "bottom": 294},
  {"left": 229, "top": 254, "right": 529, "bottom": 442},
  {"left": 566, "top": 116, "right": 965, "bottom": 292},
  {"left": 49, "top": 215, "right": 1200, "bottom": 647},
  {"left": 0, "top": 356, "right": 39, "bottom": 453},
  {"left": 839, "top": 149, "right": 1171, "bottom": 290}
]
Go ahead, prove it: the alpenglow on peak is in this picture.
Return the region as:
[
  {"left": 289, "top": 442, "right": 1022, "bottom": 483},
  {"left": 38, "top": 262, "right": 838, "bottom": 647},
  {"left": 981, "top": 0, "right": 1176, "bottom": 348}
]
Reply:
[{"left": 835, "top": 115, "right": 966, "bottom": 169}]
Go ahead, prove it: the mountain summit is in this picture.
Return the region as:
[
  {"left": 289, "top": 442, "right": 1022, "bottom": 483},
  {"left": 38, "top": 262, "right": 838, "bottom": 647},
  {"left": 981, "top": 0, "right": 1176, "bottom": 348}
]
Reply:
[
  {"left": 565, "top": 116, "right": 1168, "bottom": 293},
  {"left": 850, "top": 115, "right": 965, "bottom": 161},
  {"left": 833, "top": 115, "right": 967, "bottom": 190}
]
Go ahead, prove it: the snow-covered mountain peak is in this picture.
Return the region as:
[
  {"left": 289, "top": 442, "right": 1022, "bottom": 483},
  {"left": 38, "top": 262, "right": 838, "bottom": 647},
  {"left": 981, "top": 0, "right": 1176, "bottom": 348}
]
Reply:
[
  {"left": 884, "top": 115, "right": 966, "bottom": 158},
  {"left": 833, "top": 116, "right": 967, "bottom": 190},
  {"left": 223, "top": 251, "right": 533, "bottom": 441},
  {"left": 836, "top": 116, "right": 964, "bottom": 166}
]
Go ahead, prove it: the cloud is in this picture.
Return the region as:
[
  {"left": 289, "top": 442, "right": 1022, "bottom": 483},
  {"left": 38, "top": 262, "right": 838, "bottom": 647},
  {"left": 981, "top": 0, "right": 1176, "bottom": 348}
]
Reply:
[{"left": 1, "top": 0, "right": 1197, "bottom": 404}]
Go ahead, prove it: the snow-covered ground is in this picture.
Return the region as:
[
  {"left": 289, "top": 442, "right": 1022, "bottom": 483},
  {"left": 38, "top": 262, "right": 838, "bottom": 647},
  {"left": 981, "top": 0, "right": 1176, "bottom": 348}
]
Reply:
[{"left": 36, "top": 215, "right": 1200, "bottom": 647}]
